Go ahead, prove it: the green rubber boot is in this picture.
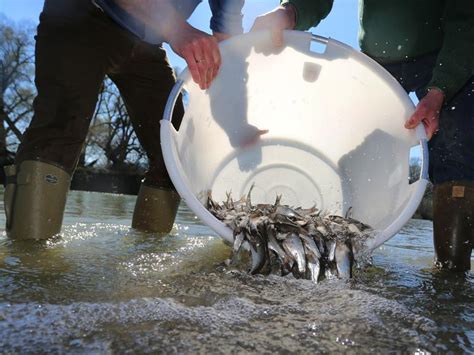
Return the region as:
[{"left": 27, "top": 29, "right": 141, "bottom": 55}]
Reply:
[
  {"left": 132, "top": 184, "right": 181, "bottom": 233},
  {"left": 433, "top": 181, "right": 474, "bottom": 272},
  {"left": 4, "top": 160, "right": 71, "bottom": 240}
]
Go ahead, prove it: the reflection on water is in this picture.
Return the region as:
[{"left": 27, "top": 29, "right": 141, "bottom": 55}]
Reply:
[{"left": 0, "top": 190, "right": 472, "bottom": 353}]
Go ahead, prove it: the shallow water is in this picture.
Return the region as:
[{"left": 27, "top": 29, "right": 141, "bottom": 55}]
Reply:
[{"left": 0, "top": 190, "right": 472, "bottom": 353}]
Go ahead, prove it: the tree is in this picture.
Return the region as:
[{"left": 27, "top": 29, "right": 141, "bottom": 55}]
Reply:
[
  {"left": 409, "top": 156, "right": 422, "bottom": 184},
  {"left": 0, "top": 17, "right": 146, "bottom": 173},
  {"left": 86, "top": 78, "right": 146, "bottom": 171},
  {"left": 0, "top": 18, "right": 35, "bottom": 166}
]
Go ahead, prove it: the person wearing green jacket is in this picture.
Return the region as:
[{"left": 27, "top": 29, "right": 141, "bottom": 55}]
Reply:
[{"left": 251, "top": 0, "right": 474, "bottom": 271}]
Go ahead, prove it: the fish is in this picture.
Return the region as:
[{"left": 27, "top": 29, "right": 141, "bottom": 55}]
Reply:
[
  {"left": 306, "top": 254, "right": 321, "bottom": 283},
  {"left": 282, "top": 233, "right": 306, "bottom": 275},
  {"left": 327, "top": 240, "right": 337, "bottom": 262},
  {"left": 335, "top": 241, "right": 353, "bottom": 279},
  {"left": 300, "top": 234, "right": 322, "bottom": 283},
  {"left": 267, "top": 226, "right": 291, "bottom": 266},
  {"left": 299, "top": 234, "right": 322, "bottom": 259},
  {"left": 233, "top": 231, "right": 245, "bottom": 253},
  {"left": 207, "top": 187, "right": 374, "bottom": 283}
]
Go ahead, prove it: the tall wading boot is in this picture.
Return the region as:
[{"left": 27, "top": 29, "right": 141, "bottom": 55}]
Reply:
[
  {"left": 432, "top": 181, "right": 474, "bottom": 272},
  {"left": 4, "top": 160, "right": 71, "bottom": 240},
  {"left": 132, "top": 184, "right": 181, "bottom": 233}
]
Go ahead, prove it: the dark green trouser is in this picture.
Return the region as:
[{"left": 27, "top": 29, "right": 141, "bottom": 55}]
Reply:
[{"left": 15, "top": 0, "right": 184, "bottom": 189}]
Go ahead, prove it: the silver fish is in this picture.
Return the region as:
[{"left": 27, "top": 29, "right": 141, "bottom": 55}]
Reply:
[
  {"left": 335, "top": 241, "right": 353, "bottom": 279},
  {"left": 233, "top": 231, "right": 245, "bottom": 253},
  {"left": 299, "top": 234, "right": 321, "bottom": 259},
  {"left": 328, "top": 240, "right": 337, "bottom": 262},
  {"left": 282, "top": 234, "right": 306, "bottom": 274},
  {"left": 249, "top": 240, "right": 266, "bottom": 274},
  {"left": 267, "top": 226, "right": 291, "bottom": 264},
  {"left": 306, "top": 254, "right": 321, "bottom": 283},
  {"left": 207, "top": 187, "right": 373, "bottom": 282},
  {"left": 348, "top": 223, "right": 362, "bottom": 237},
  {"left": 274, "top": 205, "right": 302, "bottom": 219}
]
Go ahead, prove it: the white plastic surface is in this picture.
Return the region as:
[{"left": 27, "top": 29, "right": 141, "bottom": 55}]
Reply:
[{"left": 161, "top": 31, "right": 428, "bottom": 252}]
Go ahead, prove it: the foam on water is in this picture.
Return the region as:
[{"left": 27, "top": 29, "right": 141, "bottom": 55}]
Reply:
[{"left": 0, "top": 275, "right": 439, "bottom": 353}]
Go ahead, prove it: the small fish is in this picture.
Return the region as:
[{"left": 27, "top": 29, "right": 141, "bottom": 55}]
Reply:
[
  {"left": 299, "top": 234, "right": 322, "bottom": 259},
  {"left": 348, "top": 223, "right": 362, "bottom": 237},
  {"left": 328, "top": 240, "right": 337, "bottom": 262},
  {"left": 247, "top": 231, "right": 267, "bottom": 274},
  {"left": 233, "top": 231, "right": 245, "bottom": 253},
  {"left": 312, "top": 233, "right": 326, "bottom": 255},
  {"left": 267, "top": 226, "right": 290, "bottom": 263},
  {"left": 282, "top": 234, "right": 306, "bottom": 274},
  {"left": 316, "top": 225, "right": 329, "bottom": 237},
  {"left": 325, "top": 266, "right": 338, "bottom": 280},
  {"left": 274, "top": 205, "right": 302, "bottom": 219},
  {"left": 295, "top": 205, "right": 319, "bottom": 217},
  {"left": 306, "top": 254, "right": 321, "bottom": 283},
  {"left": 225, "top": 191, "right": 234, "bottom": 209},
  {"left": 345, "top": 207, "right": 353, "bottom": 219},
  {"left": 207, "top": 187, "right": 374, "bottom": 283},
  {"left": 245, "top": 183, "right": 255, "bottom": 210},
  {"left": 249, "top": 244, "right": 264, "bottom": 274},
  {"left": 335, "top": 241, "right": 353, "bottom": 279}
]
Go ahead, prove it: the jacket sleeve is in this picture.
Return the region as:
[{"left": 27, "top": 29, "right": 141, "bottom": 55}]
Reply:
[
  {"left": 92, "top": 0, "right": 146, "bottom": 39},
  {"left": 208, "top": 0, "right": 245, "bottom": 35},
  {"left": 427, "top": 0, "right": 474, "bottom": 101},
  {"left": 280, "top": 0, "right": 334, "bottom": 31}
]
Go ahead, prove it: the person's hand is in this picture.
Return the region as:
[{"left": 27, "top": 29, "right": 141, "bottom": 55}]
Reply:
[
  {"left": 213, "top": 31, "right": 231, "bottom": 42},
  {"left": 166, "top": 23, "right": 221, "bottom": 90},
  {"left": 405, "top": 88, "right": 445, "bottom": 140},
  {"left": 251, "top": 4, "right": 297, "bottom": 47}
]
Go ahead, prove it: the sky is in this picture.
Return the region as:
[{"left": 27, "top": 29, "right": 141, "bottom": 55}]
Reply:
[
  {"left": 0, "top": 1, "right": 421, "bottom": 158},
  {"left": 0, "top": 0, "right": 360, "bottom": 70}
]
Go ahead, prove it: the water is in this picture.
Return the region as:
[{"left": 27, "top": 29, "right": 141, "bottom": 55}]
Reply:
[{"left": 0, "top": 190, "right": 472, "bottom": 353}]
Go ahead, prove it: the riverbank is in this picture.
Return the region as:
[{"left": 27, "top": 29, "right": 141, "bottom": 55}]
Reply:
[
  {"left": 70, "top": 167, "right": 143, "bottom": 195},
  {"left": 0, "top": 166, "right": 434, "bottom": 220},
  {"left": 412, "top": 183, "right": 433, "bottom": 220},
  {"left": 69, "top": 168, "right": 434, "bottom": 221}
]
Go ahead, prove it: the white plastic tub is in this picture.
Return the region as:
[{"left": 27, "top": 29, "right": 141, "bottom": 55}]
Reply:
[{"left": 161, "top": 31, "right": 428, "bottom": 252}]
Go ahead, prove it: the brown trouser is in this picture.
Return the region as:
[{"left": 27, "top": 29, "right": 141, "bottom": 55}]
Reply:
[{"left": 16, "top": 1, "right": 184, "bottom": 189}]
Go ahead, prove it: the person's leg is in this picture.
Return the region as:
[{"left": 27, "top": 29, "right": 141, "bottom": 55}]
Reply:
[
  {"left": 381, "top": 54, "right": 437, "bottom": 94},
  {"left": 110, "top": 42, "right": 184, "bottom": 233},
  {"left": 382, "top": 54, "right": 473, "bottom": 271},
  {"left": 7, "top": 4, "right": 133, "bottom": 239},
  {"left": 16, "top": 5, "right": 135, "bottom": 172},
  {"left": 425, "top": 78, "right": 474, "bottom": 271}
]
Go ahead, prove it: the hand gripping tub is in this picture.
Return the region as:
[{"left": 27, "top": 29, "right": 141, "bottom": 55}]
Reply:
[{"left": 161, "top": 31, "right": 428, "bottom": 252}]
